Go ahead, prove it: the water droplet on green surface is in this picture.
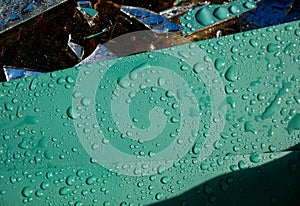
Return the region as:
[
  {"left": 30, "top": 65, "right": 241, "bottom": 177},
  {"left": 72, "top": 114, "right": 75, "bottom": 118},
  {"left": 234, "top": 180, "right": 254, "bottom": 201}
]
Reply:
[
  {"left": 213, "top": 7, "right": 229, "bottom": 20},
  {"left": 244, "top": 121, "right": 256, "bottom": 134},
  {"left": 29, "top": 78, "right": 37, "bottom": 91},
  {"left": 238, "top": 160, "right": 247, "bottom": 169},
  {"left": 66, "top": 106, "right": 78, "bottom": 119},
  {"left": 229, "top": 5, "right": 240, "bottom": 14},
  {"left": 195, "top": 7, "right": 215, "bottom": 26},
  {"left": 24, "top": 116, "right": 39, "bottom": 124},
  {"left": 117, "top": 77, "right": 130, "bottom": 89},
  {"left": 155, "top": 192, "right": 163, "bottom": 200},
  {"left": 66, "top": 76, "right": 74, "bottom": 84},
  {"left": 287, "top": 113, "right": 300, "bottom": 134},
  {"left": 203, "top": 184, "right": 213, "bottom": 194},
  {"left": 81, "top": 97, "right": 91, "bottom": 106},
  {"left": 262, "top": 81, "right": 291, "bottom": 119},
  {"left": 215, "top": 58, "right": 225, "bottom": 71},
  {"left": 86, "top": 176, "right": 96, "bottom": 185},
  {"left": 267, "top": 43, "right": 280, "bottom": 53},
  {"left": 160, "top": 176, "right": 169, "bottom": 184},
  {"left": 226, "top": 96, "right": 235, "bottom": 108},
  {"left": 225, "top": 66, "right": 237, "bottom": 82},
  {"left": 193, "top": 62, "right": 204, "bottom": 74},
  {"left": 219, "top": 179, "right": 229, "bottom": 192},
  {"left": 22, "top": 186, "right": 34, "bottom": 197},
  {"left": 59, "top": 187, "right": 69, "bottom": 195},
  {"left": 44, "top": 150, "right": 53, "bottom": 160},
  {"left": 4, "top": 102, "right": 13, "bottom": 111},
  {"left": 249, "top": 39, "right": 258, "bottom": 48},
  {"left": 192, "top": 142, "right": 200, "bottom": 155},
  {"left": 269, "top": 145, "right": 277, "bottom": 152},
  {"left": 66, "top": 175, "right": 75, "bottom": 186},
  {"left": 180, "top": 65, "right": 188, "bottom": 71},
  {"left": 250, "top": 154, "right": 261, "bottom": 163},
  {"left": 243, "top": 2, "right": 256, "bottom": 9}
]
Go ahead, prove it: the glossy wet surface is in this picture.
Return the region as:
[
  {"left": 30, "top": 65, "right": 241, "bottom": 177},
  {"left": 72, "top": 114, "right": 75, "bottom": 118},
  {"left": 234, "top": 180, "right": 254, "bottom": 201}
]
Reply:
[{"left": 0, "top": 19, "right": 299, "bottom": 205}]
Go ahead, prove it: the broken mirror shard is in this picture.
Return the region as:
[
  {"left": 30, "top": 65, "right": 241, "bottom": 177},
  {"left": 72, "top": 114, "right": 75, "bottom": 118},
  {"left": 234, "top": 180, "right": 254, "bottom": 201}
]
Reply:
[
  {"left": 121, "top": 6, "right": 181, "bottom": 32},
  {"left": 67, "top": 34, "right": 85, "bottom": 60},
  {"left": 2, "top": 0, "right": 297, "bottom": 82},
  {"left": 76, "top": 1, "right": 99, "bottom": 27},
  {"left": 77, "top": 44, "right": 118, "bottom": 66},
  {"left": 3, "top": 66, "right": 42, "bottom": 81}
]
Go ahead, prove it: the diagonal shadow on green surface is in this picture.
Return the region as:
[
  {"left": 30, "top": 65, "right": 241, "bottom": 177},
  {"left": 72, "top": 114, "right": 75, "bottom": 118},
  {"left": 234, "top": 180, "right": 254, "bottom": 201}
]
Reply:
[{"left": 151, "top": 144, "right": 300, "bottom": 206}]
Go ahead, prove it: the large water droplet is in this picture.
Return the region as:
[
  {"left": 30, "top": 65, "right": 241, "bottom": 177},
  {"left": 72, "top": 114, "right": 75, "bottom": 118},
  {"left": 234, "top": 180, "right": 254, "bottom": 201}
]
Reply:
[
  {"left": 192, "top": 142, "right": 200, "bottom": 155},
  {"left": 22, "top": 186, "right": 34, "bottom": 197},
  {"left": 29, "top": 78, "right": 37, "bottom": 91},
  {"left": 117, "top": 77, "right": 130, "bottom": 89},
  {"left": 24, "top": 116, "right": 39, "bottom": 124},
  {"left": 195, "top": 7, "right": 215, "bottom": 26},
  {"left": 66, "top": 106, "right": 78, "bottom": 119},
  {"left": 86, "top": 176, "right": 96, "bottom": 185},
  {"left": 193, "top": 62, "right": 204, "bottom": 74},
  {"left": 267, "top": 43, "right": 280, "bottom": 53},
  {"left": 4, "top": 102, "right": 13, "bottom": 111},
  {"left": 244, "top": 121, "right": 256, "bottom": 134},
  {"left": 250, "top": 154, "right": 261, "bottom": 163},
  {"left": 215, "top": 58, "right": 225, "bottom": 71},
  {"left": 238, "top": 160, "right": 247, "bottom": 169},
  {"left": 249, "top": 39, "right": 258, "bottom": 48},
  {"left": 261, "top": 81, "right": 291, "bottom": 119},
  {"left": 66, "top": 175, "right": 75, "bottom": 186},
  {"left": 287, "top": 113, "right": 300, "bottom": 135},
  {"left": 160, "top": 176, "right": 169, "bottom": 184},
  {"left": 213, "top": 7, "right": 229, "bottom": 20},
  {"left": 229, "top": 5, "right": 240, "bottom": 14},
  {"left": 59, "top": 187, "right": 69, "bottom": 195},
  {"left": 40, "top": 182, "right": 50, "bottom": 190},
  {"left": 155, "top": 192, "right": 163, "bottom": 200},
  {"left": 244, "top": 2, "right": 256, "bottom": 9},
  {"left": 224, "top": 66, "right": 237, "bottom": 82},
  {"left": 158, "top": 77, "right": 166, "bottom": 87},
  {"left": 81, "top": 97, "right": 91, "bottom": 106}
]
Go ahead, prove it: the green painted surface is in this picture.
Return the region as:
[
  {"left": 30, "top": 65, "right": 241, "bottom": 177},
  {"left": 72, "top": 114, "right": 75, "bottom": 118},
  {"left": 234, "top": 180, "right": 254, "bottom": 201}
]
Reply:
[
  {"left": 0, "top": 20, "right": 299, "bottom": 205},
  {"left": 180, "top": 0, "right": 257, "bottom": 35}
]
